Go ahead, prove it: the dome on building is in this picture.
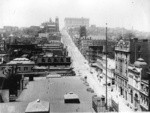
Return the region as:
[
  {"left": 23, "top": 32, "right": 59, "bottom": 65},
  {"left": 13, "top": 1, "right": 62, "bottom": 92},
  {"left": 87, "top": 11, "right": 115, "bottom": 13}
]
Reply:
[
  {"left": 9, "top": 34, "right": 14, "bottom": 37},
  {"left": 134, "top": 58, "right": 147, "bottom": 68}
]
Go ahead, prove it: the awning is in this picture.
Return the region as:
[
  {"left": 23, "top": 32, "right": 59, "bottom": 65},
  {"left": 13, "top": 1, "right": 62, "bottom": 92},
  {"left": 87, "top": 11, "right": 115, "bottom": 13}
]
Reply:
[{"left": 91, "top": 63, "right": 103, "bottom": 69}]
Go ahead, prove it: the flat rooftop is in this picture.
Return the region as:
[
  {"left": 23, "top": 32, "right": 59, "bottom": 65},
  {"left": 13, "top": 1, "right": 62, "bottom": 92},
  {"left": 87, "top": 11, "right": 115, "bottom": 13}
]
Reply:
[{"left": 0, "top": 76, "right": 95, "bottom": 113}]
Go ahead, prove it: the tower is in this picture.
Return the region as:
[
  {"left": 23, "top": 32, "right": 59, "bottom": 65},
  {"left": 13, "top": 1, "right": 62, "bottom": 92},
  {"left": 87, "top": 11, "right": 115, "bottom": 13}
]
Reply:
[{"left": 55, "top": 17, "right": 59, "bottom": 32}]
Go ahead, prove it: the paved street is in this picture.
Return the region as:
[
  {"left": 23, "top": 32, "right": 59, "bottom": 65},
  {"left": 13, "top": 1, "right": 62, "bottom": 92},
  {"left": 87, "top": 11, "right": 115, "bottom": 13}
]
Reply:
[
  {"left": 0, "top": 29, "right": 134, "bottom": 113},
  {"left": 61, "top": 28, "right": 135, "bottom": 112}
]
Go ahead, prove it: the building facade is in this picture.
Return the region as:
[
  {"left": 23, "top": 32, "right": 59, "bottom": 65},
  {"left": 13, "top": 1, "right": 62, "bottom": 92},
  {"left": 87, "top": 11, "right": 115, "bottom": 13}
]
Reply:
[
  {"left": 128, "top": 63, "right": 141, "bottom": 111},
  {"left": 64, "top": 17, "right": 89, "bottom": 28},
  {"left": 94, "top": 56, "right": 115, "bottom": 86},
  {"left": 115, "top": 39, "right": 130, "bottom": 100},
  {"left": 127, "top": 58, "right": 150, "bottom": 111},
  {"left": 115, "top": 38, "right": 150, "bottom": 111},
  {"left": 40, "top": 17, "right": 59, "bottom": 34},
  {"left": 140, "top": 79, "right": 150, "bottom": 111}
]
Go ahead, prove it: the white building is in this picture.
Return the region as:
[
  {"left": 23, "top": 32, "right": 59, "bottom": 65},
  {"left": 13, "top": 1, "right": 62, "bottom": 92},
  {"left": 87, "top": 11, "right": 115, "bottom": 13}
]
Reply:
[
  {"left": 94, "top": 56, "right": 115, "bottom": 85},
  {"left": 127, "top": 58, "right": 149, "bottom": 111},
  {"left": 64, "top": 17, "right": 89, "bottom": 28}
]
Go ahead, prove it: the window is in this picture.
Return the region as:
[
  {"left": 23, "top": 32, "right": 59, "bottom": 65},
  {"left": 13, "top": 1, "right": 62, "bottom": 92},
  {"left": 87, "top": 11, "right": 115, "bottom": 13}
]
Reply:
[
  {"left": 138, "top": 54, "right": 141, "bottom": 58},
  {"left": 125, "top": 81, "right": 127, "bottom": 88},
  {"left": 60, "top": 58, "right": 64, "bottom": 62},
  {"left": 48, "top": 58, "right": 51, "bottom": 62},
  {"left": 141, "top": 84, "right": 144, "bottom": 90},
  {"left": 137, "top": 46, "right": 141, "bottom": 52},
  {"left": 146, "top": 87, "right": 149, "bottom": 94},
  {"left": 24, "top": 67, "right": 28, "bottom": 71},
  {"left": 54, "top": 58, "right": 58, "bottom": 62},
  {"left": 66, "top": 58, "right": 70, "bottom": 62},
  {"left": 147, "top": 98, "right": 149, "bottom": 106},
  {"left": 112, "top": 78, "right": 115, "bottom": 85},
  {"left": 18, "top": 67, "right": 21, "bottom": 71},
  {"left": 144, "top": 97, "right": 146, "bottom": 104},
  {"left": 42, "top": 58, "right": 45, "bottom": 62}
]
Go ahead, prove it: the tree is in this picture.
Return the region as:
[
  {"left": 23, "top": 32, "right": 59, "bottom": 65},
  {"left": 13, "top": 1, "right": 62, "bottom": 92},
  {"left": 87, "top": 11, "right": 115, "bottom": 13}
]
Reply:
[{"left": 79, "top": 26, "right": 87, "bottom": 38}]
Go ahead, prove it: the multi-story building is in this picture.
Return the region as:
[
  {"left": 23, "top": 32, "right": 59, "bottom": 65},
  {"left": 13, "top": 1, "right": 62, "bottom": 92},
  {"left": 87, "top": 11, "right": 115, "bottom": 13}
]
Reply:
[
  {"left": 80, "top": 38, "right": 115, "bottom": 63},
  {"left": 115, "top": 39, "right": 130, "bottom": 99},
  {"left": 94, "top": 56, "right": 115, "bottom": 86},
  {"left": 128, "top": 61, "right": 142, "bottom": 110},
  {"left": 40, "top": 17, "right": 59, "bottom": 34},
  {"left": 140, "top": 79, "right": 150, "bottom": 111},
  {"left": 79, "top": 37, "right": 92, "bottom": 59},
  {"left": 115, "top": 38, "right": 150, "bottom": 111},
  {"left": 127, "top": 58, "right": 150, "bottom": 111},
  {"left": 64, "top": 17, "right": 89, "bottom": 28},
  {"left": 129, "top": 38, "right": 150, "bottom": 65}
]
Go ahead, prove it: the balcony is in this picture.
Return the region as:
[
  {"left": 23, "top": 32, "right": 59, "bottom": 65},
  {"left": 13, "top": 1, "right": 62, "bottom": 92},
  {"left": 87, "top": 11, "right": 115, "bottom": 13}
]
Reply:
[
  {"left": 140, "top": 102, "right": 149, "bottom": 110},
  {"left": 140, "top": 89, "right": 149, "bottom": 96}
]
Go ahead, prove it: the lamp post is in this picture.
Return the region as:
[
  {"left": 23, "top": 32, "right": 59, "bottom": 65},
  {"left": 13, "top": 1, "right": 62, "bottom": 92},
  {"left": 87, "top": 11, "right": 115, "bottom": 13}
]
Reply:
[{"left": 105, "top": 23, "right": 108, "bottom": 110}]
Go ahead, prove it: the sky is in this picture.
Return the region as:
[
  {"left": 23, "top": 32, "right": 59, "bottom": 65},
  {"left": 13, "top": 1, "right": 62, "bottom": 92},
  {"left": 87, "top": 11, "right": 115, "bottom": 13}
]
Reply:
[{"left": 0, "top": 0, "right": 150, "bottom": 32}]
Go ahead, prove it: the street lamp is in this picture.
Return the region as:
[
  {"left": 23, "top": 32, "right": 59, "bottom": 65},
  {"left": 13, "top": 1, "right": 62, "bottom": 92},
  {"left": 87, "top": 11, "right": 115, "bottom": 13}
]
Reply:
[{"left": 105, "top": 23, "right": 108, "bottom": 110}]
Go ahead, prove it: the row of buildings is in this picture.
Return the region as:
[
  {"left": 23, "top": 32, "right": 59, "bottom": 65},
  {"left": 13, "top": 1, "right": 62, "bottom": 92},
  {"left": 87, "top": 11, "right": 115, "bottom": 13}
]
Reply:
[
  {"left": 93, "top": 38, "right": 150, "bottom": 111},
  {"left": 114, "top": 38, "right": 150, "bottom": 111},
  {"left": 67, "top": 23, "right": 150, "bottom": 111},
  {"left": 0, "top": 17, "right": 73, "bottom": 102}
]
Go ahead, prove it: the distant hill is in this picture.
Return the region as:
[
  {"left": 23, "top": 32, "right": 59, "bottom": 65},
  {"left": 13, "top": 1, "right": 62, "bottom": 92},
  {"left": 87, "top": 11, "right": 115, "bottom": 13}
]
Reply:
[
  {"left": 67, "top": 26, "right": 150, "bottom": 41},
  {"left": 87, "top": 26, "right": 150, "bottom": 40}
]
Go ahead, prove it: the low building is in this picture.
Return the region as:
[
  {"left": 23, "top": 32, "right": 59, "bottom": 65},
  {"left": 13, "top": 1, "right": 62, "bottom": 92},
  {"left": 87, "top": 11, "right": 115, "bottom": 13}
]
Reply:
[
  {"left": 93, "top": 56, "right": 115, "bottom": 86},
  {"left": 0, "top": 58, "right": 35, "bottom": 101},
  {"left": 80, "top": 38, "right": 115, "bottom": 63},
  {"left": 6, "top": 58, "right": 35, "bottom": 73},
  {"left": 36, "top": 55, "right": 71, "bottom": 66}
]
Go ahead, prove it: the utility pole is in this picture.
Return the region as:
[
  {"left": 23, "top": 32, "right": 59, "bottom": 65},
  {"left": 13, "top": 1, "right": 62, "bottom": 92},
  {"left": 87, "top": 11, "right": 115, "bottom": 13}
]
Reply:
[{"left": 105, "top": 23, "right": 108, "bottom": 110}]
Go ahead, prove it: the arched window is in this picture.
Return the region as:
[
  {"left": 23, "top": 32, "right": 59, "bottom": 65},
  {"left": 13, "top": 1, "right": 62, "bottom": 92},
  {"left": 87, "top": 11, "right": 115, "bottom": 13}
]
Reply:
[
  {"left": 66, "top": 58, "right": 70, "bottom": 62},
  {"left": 48, "top": 58, "right": 51, "bottom": 62},
  {"left": 42, "top": 58, "right": 45, "bottom": 63},
  {"left": 60, "top": 58, "right": 64, "bottom": 62},
  {"left": 54, "top": 58, "right": 58, "bottom": 63}
]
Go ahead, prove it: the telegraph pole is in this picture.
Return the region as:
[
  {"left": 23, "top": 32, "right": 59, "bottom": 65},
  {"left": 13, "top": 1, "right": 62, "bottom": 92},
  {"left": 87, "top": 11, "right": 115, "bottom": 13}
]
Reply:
[{"left": 105, "top": 23, "right": 108, "bottom": 110}]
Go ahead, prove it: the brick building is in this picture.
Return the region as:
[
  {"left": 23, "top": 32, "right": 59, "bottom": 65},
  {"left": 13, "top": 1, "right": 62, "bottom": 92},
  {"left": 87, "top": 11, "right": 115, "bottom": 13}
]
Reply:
[
  {"left": 40, "top": 17, "right": 59, "bottom": 34},
  {"left": 79, "top": 38, "right": 115, "bottom": 63}
]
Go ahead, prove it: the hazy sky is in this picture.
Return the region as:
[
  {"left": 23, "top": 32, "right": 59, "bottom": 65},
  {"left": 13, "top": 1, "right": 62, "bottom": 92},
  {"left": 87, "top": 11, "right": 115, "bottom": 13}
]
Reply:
[{"left": 0, "top": 0, "right": 150, "bottom": 32}]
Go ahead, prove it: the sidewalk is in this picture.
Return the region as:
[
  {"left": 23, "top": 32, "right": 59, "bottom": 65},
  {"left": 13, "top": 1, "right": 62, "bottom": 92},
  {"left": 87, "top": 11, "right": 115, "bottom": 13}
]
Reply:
[
  {"left": 92, "top": 71, "right": 134, "bottom": 112},
  {"left": 62, "top": 30, "right": 134, "bottom": 112}
]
